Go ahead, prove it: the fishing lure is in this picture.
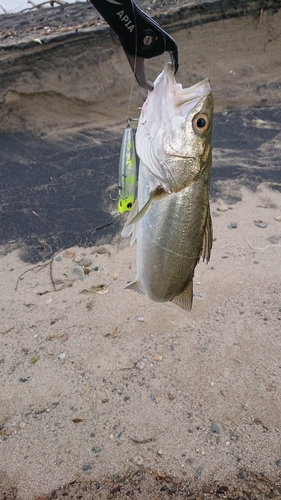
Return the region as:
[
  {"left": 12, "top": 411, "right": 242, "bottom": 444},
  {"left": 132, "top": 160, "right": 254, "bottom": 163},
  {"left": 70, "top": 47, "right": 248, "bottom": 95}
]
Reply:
[{"left": 118, "top": 122, "right": 137, "bottom": 213}]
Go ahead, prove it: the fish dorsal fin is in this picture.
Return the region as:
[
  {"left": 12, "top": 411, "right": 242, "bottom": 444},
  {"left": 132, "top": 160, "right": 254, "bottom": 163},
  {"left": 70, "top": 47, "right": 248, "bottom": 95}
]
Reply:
[
  {"left": 200, "top": 203, "right": 213, "bottom": 263},
  {"left": 171, "top": 278, "right": 193, "bottom": 311},
  {"left": 124, "top": 280, "right": 145, "bottom": 295}
]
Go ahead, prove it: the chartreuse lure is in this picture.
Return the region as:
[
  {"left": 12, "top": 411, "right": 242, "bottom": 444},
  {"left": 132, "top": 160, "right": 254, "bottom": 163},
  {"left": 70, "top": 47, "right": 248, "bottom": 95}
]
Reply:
[{"left": 118, "top": 122, "right": 137, "bottom": 213}]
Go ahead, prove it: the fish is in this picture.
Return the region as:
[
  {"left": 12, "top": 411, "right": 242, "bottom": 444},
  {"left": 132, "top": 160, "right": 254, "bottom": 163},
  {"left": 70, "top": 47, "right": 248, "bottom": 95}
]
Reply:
[{"left": 121, "top": 62, "right": 213, "bottom": 310}]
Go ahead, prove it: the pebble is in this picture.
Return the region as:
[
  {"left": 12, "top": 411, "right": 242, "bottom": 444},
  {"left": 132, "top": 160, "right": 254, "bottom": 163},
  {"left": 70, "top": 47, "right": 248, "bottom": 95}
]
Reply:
[
  {"left": 55, "top": 256, "right": 62, "bottom": 262},
  {"left": 276, "top": 459, "right": 281, "bottom": 467},
  {"left": 92, "top": 446, "right": 101, "bottom": 453},
  {"left": 157, "top": 449, "right": 163, "bottom": 456},
  {"left": 228, "top": 222, "right": 237, "bottom": 229},
  {"left": 267, "top": 235, "right": 279, "bottom": 244},
  {"left": 82, "top": 464, "right": 92, "bottom": 472},
  {"left": 72, "top": 267, "right": 84, "bottom": 278},
  {"left": 217, "top": 204, "right": 229, "bottom": 212},
  {"left": 96, "top": 246, "right": 108, "bottom": 254},
  {"left": 153, "top": 354, "right": 163, "bottom": 361},
  {"left": 133, "top": 456, "right": 144, "bottom": 466},
  {"left": 58, "top": 353, "right": 66, "bottom": 360},
  {"left": 274, "top": 215, "right": 281, "bottom": 222},
  {"left": 194, "top": 467, "right": 203, "bottom": 479},
  {"left": 93, "top": 266, "right": 99, "bottom": 271},
  {"left": 135, "top": 359, "right": 146, "bottom": 370},
  {"left": 211, "top": 423, "right": 220, "bottom": 434},
  {"left": 78, "top": 258, "right": 92, "bottom": 268},
  {"left": 62, "top": 250, "right": 75, "bottom": 259},
  {"left": 137, "top": 317, "right": 145, "bottom": 322},
  {"left": 237, "top": 470, "right": 245, "bottom": 479},
  {"left": 19, "top": 377, "right": 28, "bottom": 382},
  {"left": 254, "top": 220, "right": 267, "bottom": 228}
]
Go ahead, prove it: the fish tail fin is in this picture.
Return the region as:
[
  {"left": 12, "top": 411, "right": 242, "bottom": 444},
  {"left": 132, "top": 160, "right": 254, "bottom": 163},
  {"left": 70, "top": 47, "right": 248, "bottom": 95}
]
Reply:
[
  {"left": 124, "top": 280, "right": 145, "bottom": 295},
  {"left": 171, "top": 278, "right": 193, "bottom": 311}
]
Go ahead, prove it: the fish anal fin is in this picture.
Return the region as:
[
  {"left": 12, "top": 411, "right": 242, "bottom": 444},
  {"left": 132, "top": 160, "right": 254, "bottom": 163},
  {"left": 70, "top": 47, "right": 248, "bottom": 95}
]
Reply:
[
  {"left": 171, "top": 279, "right": 193, "bottom": 311},
  {"left": 200, "top": 202, "right": 213, "bottom": 263},
  {"left": 124, "top": 280, "right": 145, "bottom": 295}
]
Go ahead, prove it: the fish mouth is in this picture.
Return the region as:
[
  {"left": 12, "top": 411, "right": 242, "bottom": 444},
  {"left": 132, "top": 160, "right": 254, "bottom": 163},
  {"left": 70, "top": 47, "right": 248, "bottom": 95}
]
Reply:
[{"left": 161, "top": 62, "right": 212, "bottom": 116}]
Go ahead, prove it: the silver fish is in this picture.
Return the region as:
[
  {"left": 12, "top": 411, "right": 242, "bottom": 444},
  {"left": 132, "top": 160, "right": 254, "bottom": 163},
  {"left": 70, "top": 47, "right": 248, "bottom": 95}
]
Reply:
[{"left": 122, "top": 62, "right": 213, "bottom": 310}]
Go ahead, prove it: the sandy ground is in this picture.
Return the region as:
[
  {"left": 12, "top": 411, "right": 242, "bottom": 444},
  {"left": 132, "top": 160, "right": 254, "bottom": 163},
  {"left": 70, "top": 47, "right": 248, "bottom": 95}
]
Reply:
[
  {"left": 1, "top": 183, "right": 281, "bottom": 499},
  {"left": 1, "top": 1, "right": 281, "bottom": 499}
]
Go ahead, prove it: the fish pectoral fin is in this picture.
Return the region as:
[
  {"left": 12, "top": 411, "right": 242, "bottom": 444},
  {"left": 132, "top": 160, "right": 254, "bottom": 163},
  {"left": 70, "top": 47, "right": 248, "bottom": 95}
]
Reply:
[
  {"left": 121, "top": 199, "right": 139, "bottom": 245},
  {"left": 171, "top": 279, "right": 193, "bottom": 311},
  {"left": 128, "top": 185, "right": 165, "bottom": 226},
  {"left": 124, "top": 280, "right": 145, "bottom": 295},
  {"left": 200, "top": 202, "right": 213, "bottom": 263}
]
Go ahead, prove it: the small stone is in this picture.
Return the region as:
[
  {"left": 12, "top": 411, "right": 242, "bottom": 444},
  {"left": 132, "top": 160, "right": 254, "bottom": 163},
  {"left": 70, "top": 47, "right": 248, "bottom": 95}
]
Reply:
[
  {"left": 62, "top": 250, "right": 75, "bottom": 259},
  {"left": 93, "top": 266, "right": 99, "bottom": 271},
  {"left": 153, "top": 354, "right": 163, "bottom": 361},
  {"left": 254, "top": 220, "right": 267, "bottom": 228},
  {"left": 211, "top": 423, "right": 220, "bottom": 434},
  {"left": 124, "top": 396, "right": 130, "bottom": 401},
  {"left": 55, "top": 256, "right": 62, "bottom": 262},
  {"left": 194, "top": 467, "right": 203, "bottom": 479},
  {"left": 217, "top": 204, "right": 228, "bottom": 212},
  {"left": 135, "top": 359, "right": 146, "bottom": 370},
  {"left": 228, "top": 222, "right": 237, "bottom": 229},
  {"left": 274, "top": 215, "right": 281, "bottom": 222},
  {"left": 58, "top": 353, "right": 66, "bottom": 360},
  {"left": 96, "top": 246, "right": 108, "bottom": 254},
  {"left": 102, "top": 398, "right": 109, "bottom": 403},
  {"left": 275, "top": 459, "right": 281, "bottom": 467},
  {"left": 267, "top": 236, "right": 279, "bottom": 244},
  {"left": 112, "top": 273, "right": 119, "bottom": 280},
  {"left": 150, "top": 394, "right": 156, "bottom": 401},
  {"left": 92, "top": 446, "right": 102, "bottom": 453},
  {"left": 79, "top": 258, "right": 92, "bottom": 268},
  {"left": 133, "top": 456, "right": 144, "bottom": 466},
  {"left": 82, "top": 464, "right": 92, "bottom": 472},
  {"left": 19, "top": 377, "right": 28, "bottom": 382},
  {"left": 62, "top": 333, "right": 69, "bottom": 342},
  {"left": 19, "top": 422, "right": 26, "bottom": 428},
  {"left": 237, "top": 470, "right": 245, "bottom": 479},
  {"left": 72, "top": 266, "right": 84, "bottom": 278},
  {"left": 73, "top": 255, "right": 83, "bottom": 263},
  {"left": 155, "top": 397, "right": 161, "bottom": 404},
  {"left": 137, "top": 317, "right": 145, "bottom": 322}
]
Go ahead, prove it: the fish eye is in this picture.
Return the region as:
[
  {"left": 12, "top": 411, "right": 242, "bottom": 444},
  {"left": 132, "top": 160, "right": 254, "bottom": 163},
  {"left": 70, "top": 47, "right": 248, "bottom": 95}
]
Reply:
[{"left": 193, "top": 113, "right": 209, "bottom": 133}]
